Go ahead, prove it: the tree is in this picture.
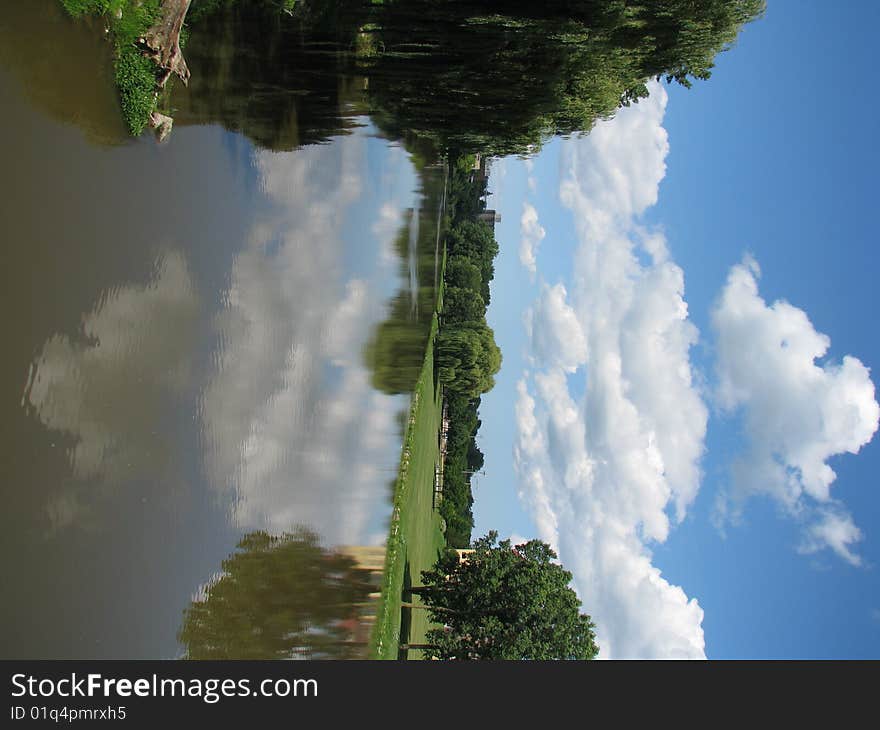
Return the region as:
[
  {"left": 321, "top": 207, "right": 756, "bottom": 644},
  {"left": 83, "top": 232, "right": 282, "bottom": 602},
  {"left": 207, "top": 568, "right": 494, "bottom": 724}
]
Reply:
[
  {"left": 444, "top": 258, "right": 483, "bottom": 294},
  {"left": 178, "top": 529, "right": 376, "bottom": 659},
  {"left": 443, "top": 286, "right": 486, "bottom": 324},
  {"left": 447, "top": 220, "right": 499, "bottom": 294},
  {"left": 437, "top": 323, "right": 502, "bottom": 397},
  {"left": 364, "top": 0, "right": 766, "bottom": 155},
  {"left": 409, "top": 531, "right": 599, "bottom": 660}
]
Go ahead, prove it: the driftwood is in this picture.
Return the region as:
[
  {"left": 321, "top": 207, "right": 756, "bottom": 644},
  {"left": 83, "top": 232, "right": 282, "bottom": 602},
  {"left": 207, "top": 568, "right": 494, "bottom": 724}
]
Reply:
[
  {"left": 149, "top": 111, "right": 174, "bottom": 142},
  {"left": 139, "top": 0, "right": 192, "bottom": 88}
]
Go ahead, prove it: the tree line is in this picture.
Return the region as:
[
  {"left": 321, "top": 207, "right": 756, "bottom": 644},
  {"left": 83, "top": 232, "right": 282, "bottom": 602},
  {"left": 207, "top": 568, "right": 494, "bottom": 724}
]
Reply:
[{"left": 437, "top": 155, "right": 501, "bottom": 547}]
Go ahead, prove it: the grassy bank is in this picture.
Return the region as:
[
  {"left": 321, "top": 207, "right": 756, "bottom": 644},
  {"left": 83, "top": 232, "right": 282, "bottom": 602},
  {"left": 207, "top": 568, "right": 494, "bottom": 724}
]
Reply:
[
  {"left": 369, "top": 249, "right": 448, "bottom": 660},
  {"left": 60, "top": 1, "right": 165, "bottom": 135}
]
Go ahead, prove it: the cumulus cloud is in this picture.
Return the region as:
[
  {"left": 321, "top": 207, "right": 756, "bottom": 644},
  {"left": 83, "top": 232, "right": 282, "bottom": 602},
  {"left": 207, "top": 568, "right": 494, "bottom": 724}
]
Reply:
[
  {"left": 798, "top": 508, "right": 864, "bottom": 566},
  {"left": 519, "top": 202, "right": 546, "bottom": 276},
  {"left": 515, "top": 84, "right": 709, "bottom": 658},
  {"left": 524, "top": 283, "right": 587, "bottom": 372},
  {"left": 712, "top": 258, "right": 879, "bottom": 564}
]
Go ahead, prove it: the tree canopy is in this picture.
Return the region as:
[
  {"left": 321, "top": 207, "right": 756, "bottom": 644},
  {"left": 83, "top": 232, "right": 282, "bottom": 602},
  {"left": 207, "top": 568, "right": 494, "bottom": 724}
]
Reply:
[
  {"left": 413, "top": 531, "right": 599, "bottom": 660},
  {"left": 364, "top": 0, "right": 766, "bottom": 155},
  {"left": 437, "top": 322, "right": 502, "bottom": 397},
  {"left": 443, "top": 286, "right": 487, "bottom": 324},
  {"left": 64, "top": 0, "right": 764, "bottom": 153}
]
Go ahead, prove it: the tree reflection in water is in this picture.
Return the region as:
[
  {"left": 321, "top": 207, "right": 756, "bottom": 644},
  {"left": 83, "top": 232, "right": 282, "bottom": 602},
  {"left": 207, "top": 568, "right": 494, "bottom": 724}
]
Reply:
[{"left": 178, "top": 529, "right": 383, "bottom": 659}]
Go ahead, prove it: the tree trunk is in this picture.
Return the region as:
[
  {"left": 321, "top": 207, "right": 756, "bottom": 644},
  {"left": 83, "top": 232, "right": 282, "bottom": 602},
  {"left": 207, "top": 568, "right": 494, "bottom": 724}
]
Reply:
[
  {"left": 140, "top": 0, "right": 192, "bottom": 88},
  {"left": 399, "top": 643, "right": 437, "bottom": 651}
]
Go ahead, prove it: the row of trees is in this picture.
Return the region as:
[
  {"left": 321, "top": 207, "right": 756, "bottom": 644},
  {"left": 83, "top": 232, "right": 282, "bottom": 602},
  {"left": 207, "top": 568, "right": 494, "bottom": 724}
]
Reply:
[{"left": 436, "top": 155, "right": 501, "bottom": 547}]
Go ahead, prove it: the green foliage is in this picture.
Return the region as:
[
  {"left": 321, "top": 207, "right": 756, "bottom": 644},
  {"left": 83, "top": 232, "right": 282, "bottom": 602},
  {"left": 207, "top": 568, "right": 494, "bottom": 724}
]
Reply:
[
  {"left": 446, "top": 219, "right": 498, "bottom": 300},
  {"left": 368, "top": 0, "right": 765, "bottom": 155},
  {"left": 439, "top": 391, "right": 483, "bottom": 547},
  {"left": 444, "top": 258, "right": 483, "bottom": 295},
  {"left": 60, "top": 0, "right": 120, "bottom": 16},
  {"left": 59, "top": 0, "right": 164, "bottom": 135},
  {"left": 417, "top": 531, "right": 599, "bottom": 660},
  {"left": 189, "top": 0, "right": 297, "bottom": 24},
  {"left": 114, "top": 46, "right": 157, "bottom": 135},
  {"left": 438, "top": 322, "right": 502, "bottom": 398},
  {"left": 178, "top": 529, "right": 375, "bottom": 659},
  {"left": 434, "top": 153, "right": 501, "bottom": 548},
  {"left": 443, "top": 286, "right": 486, "bottom": 324}
]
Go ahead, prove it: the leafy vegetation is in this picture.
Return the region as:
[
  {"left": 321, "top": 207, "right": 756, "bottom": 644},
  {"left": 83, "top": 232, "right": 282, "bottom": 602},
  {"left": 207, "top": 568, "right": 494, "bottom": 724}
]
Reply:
[
  {"left": 410, "top": 531, "right": 599, "bottom": 660},
  {"left": 433, "top": 153, "right": 500, "bottom": 548},
  {"left": 60, "top": 0, "right": 164, "bottom": 134},
  {"left": 360, "top": 0, "right": 766, "bottom": 155}
]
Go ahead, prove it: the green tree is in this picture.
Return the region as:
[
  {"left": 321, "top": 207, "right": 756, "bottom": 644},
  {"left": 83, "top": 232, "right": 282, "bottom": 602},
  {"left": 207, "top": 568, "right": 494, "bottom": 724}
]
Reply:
[
  {"left": 409, "top": 531, "right": 599, "bottom": 660},
  {"left": 178, "top": 529, "right": 376, "bottom": 659},
  {"left": 447, "top": 220, "right": 499, "bottom": 291},
  {"left": 364, "top": 0, "right": 765, "bottom": 155},
  {"left": 444, "top": 258, "right": 483, "bottom": 294},
  {"left": 443, "top": 286, "right": 486, "bottom": 324},
  {"left": 437, "top": 323, "right": 502, "bottom": 397}
]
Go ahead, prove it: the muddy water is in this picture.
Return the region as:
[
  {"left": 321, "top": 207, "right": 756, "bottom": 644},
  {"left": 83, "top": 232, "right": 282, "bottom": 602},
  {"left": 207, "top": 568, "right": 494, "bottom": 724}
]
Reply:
[{"left": 0, "top": 0, "right": 440, "bottom": 658}]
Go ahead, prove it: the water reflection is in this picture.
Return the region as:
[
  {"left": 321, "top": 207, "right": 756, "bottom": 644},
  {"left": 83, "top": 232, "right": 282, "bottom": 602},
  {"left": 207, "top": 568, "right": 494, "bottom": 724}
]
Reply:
[
  {"left": 201, "top": 137, "right": 416, "bottom": 545},
  {"left": 24, "top": 252, "right": 199, "bottom": 521},
  {"left": 0, "top": 0, "right": 127, "bottom": 144},
  {"left": 179, "top": 530, "right": 382, "bottom": 659},
  {"left": 1, "top": 5, "right": 440, "bottom": 657}
]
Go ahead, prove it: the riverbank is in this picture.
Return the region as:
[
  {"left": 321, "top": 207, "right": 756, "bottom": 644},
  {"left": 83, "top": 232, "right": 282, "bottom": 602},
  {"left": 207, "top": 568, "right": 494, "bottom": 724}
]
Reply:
[
  {"left": 369, "top": 249, "right": 448, "bottom": 660},
  {"left": 60, "top": 0, "right": 188, "bottom": 136}
]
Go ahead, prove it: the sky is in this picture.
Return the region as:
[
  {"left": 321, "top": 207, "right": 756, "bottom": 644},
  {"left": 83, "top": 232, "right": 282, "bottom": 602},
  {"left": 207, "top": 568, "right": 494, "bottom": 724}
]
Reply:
[{"left": 473, "top": 0, "right": 880, "bottom": 658}]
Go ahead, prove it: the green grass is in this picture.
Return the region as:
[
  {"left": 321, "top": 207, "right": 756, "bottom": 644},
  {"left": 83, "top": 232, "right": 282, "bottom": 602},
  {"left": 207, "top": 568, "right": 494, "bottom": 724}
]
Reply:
[
  {"left": 368, "top": 312, "right": 446, "bottom": 660},
  {"left": 369, "top": 233, "right": 449, "bottom": 661}
]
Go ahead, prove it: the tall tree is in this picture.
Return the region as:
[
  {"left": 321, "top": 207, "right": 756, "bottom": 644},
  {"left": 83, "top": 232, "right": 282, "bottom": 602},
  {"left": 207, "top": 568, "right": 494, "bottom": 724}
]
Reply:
[
  {"left": 444, "top": 259, "right": 483, "bottom": 295},
  {"left": 410, "top": 531, "right": 599, "bottom": 660},
  {"left": 437, "top": 323, "right": 502, "bottom": 397},
  {"left": 443, "top": 286, "right": 486, "bottom": 324}
]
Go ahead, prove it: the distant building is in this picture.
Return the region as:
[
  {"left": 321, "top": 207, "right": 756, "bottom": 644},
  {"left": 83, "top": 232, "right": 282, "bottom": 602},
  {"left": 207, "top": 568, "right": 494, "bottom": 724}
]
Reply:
[
  {"left": 455, "top": 549, "right": 475, "bottom": 563},
  {"left": 477, "top": 209, "right": 501, "bottom": 229}
]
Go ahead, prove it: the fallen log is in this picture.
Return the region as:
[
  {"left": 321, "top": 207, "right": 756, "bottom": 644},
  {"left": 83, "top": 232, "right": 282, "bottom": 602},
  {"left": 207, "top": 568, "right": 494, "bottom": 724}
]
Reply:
[{"left": 139, "top": 0, "right": 192, "bottom": 88}]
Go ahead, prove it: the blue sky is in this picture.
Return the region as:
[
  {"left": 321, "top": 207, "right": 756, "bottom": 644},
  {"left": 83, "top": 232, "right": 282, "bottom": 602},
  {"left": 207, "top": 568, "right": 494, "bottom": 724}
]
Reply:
[{"left": 473, "top": 0, "right": 880, "bottom": 658}]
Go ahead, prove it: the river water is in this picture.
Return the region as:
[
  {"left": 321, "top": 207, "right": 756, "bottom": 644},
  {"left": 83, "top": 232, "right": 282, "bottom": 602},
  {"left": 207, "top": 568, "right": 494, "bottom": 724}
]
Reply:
[{"left": 0, "top": 0, "right": 442, "bottom": 658}]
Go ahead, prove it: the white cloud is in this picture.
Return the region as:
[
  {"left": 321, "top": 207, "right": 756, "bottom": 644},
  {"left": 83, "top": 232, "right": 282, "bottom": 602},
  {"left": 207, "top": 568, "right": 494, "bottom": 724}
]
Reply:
[
  {"left": 798, "top": 508, "right": 864, "bottom": 566},
  {"left": 515, "top": 84, "right": 709, "bottom": 658},
  {"left": 519, "top": 202, "right": 546, "bottom": 276},
  {"left": 712, "top": 258, "right": 879, "bottom": 563},
  {"left": 524, "top": 283, "right": 587, "bottom": 372}
]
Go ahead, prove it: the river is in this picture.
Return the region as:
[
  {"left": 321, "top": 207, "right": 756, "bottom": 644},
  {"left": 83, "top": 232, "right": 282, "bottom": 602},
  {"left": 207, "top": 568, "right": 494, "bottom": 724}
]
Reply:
[{"left": 0, "top": 0, "right": 443, "bottom": 658}]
